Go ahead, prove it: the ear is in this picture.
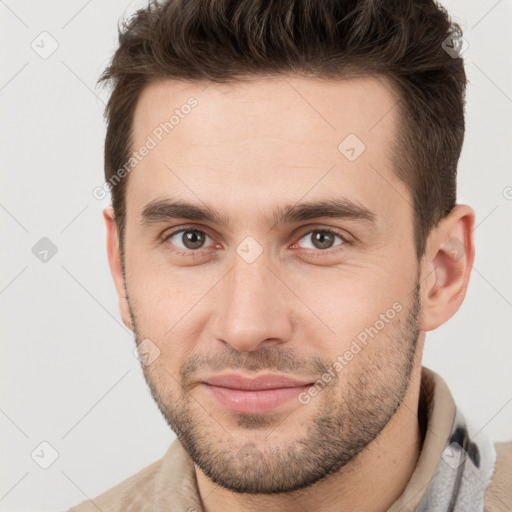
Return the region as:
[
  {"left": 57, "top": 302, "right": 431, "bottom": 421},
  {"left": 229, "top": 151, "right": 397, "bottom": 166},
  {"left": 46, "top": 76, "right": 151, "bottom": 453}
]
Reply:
[
  {"left": 420, "top": 204, "right": 475, "bottom": 332},
  {"left": 103, "top": 206, "right": 133, "bottom": 331}
]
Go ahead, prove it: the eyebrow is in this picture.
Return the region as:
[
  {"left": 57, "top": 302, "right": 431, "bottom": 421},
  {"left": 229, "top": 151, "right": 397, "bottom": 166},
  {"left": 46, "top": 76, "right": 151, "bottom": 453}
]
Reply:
[{"left": 140, "top": 196, "right": 377, "bottom": 230}]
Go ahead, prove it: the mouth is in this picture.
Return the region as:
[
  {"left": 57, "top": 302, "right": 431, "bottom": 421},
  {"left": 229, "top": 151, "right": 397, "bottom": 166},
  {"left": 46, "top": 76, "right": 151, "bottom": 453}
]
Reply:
[{"left": 200, "top": 373, "right": 314, "bottom": 414}]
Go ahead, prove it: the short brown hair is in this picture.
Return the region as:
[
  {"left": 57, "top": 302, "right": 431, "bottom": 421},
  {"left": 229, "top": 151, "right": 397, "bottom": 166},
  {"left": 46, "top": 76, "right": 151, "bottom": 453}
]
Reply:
[{"left": 98, "top": 0, "right": 467, "bottom": 263}]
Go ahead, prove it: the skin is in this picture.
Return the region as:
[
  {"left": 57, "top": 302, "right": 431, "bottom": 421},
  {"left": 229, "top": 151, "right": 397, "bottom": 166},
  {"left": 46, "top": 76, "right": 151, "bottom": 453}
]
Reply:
[{"left": 104, "top": 75, "right": 475, "bottom": 512}]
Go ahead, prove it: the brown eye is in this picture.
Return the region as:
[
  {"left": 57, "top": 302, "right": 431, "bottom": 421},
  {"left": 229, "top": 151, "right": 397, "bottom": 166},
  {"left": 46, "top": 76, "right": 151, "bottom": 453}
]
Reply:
[
  {"left": 297, "top": 229, "right": 345, "bottom": 251},
  {"left": 165, "top": 229, "right": 212, "bottom": 251}
]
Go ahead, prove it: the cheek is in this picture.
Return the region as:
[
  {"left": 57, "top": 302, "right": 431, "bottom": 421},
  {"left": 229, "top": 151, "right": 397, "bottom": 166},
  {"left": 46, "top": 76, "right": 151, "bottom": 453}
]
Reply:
[
  {"left": 293, "top": 265, "right": 413, "bottom": 351},
  {"left": 127, "top": 260, "right": 212, "bottom": 358},
  {"left": 127, "top": 247, "right": 190, "bottom": 306}
]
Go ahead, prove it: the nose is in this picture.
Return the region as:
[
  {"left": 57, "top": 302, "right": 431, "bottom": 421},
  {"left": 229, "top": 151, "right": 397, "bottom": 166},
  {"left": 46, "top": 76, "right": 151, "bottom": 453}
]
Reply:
[{"left": 211, "top": 256, "right": 295, "bottom": 352}]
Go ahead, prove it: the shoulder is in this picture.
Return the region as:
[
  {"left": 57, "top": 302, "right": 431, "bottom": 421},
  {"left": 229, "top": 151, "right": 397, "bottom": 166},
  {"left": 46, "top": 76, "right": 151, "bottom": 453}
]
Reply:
[
  {"left": 67, "top": 457, "right": 163, "bottom": 512},
  {"left": 484, "top": 441, "right": 512, "bottom": 511}
]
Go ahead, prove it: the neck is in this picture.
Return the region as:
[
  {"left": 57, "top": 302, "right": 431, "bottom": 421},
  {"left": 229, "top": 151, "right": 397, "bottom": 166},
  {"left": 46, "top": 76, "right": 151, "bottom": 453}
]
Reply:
[{"left": 195, "top": 362, "right": 425, "bottom": 512}]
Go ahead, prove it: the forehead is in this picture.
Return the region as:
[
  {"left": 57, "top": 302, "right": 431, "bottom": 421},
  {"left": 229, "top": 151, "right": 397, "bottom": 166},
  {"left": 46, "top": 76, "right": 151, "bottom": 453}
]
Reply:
[{"left": 126, "top": 75, "right": 410, "bottom": 227}]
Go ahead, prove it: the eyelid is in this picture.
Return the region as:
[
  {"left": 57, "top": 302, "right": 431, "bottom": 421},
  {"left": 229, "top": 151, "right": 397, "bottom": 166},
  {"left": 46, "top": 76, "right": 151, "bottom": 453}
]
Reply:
[
  {"left": 161, "top": 224, "right": 214, "bottom": 241},
  {"left": 293, "top": 225, "right": 351, "bottom": 242}
]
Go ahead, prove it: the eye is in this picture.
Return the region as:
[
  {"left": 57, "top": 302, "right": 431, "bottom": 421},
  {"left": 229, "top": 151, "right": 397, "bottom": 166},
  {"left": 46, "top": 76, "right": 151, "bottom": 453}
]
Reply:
[
  {"left": 295, "top": 228, "right": 346, "bottom": 252},
  {"left": 164, "top": 228, "right": 214, "bottom": 253}
]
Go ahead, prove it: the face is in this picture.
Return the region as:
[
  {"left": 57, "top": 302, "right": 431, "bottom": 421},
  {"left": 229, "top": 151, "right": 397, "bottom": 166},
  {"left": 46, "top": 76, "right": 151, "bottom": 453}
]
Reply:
[{"left": 118, "top": 75, "right": 423, "bottom": 493}]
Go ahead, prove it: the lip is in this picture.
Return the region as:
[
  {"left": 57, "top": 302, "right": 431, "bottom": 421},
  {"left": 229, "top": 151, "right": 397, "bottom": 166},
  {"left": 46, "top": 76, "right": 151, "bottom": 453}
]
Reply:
[
  {"left": 201, "top": 373, "right": 314, "bottom": 414},
  {"left": 203, "top": 373, "right": 313, "bottom": 390}
]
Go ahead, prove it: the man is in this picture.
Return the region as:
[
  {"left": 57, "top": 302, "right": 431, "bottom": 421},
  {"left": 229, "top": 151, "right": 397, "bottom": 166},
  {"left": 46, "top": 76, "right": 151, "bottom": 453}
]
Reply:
[{"left": 70, "top": 0, "right": 511, "bottom": 510}]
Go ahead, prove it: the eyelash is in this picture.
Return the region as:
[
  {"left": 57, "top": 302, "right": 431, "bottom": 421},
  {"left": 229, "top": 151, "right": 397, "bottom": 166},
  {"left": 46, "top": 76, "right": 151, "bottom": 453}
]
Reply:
[{"left": 160, "top": 225, "right": 350, "bottom": 259}]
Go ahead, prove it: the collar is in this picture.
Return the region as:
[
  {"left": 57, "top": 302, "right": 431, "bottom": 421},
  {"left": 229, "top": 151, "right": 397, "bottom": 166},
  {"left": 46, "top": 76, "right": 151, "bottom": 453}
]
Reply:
[{"left": 390, "top": 367, "right": 496, "bottom": 511}]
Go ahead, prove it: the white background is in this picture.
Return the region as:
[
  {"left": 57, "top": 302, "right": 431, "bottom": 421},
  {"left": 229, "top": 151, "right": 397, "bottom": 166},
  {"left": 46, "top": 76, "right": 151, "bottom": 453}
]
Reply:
[{"left": 1, "top": 1, "right": 511, "bottom": 510}]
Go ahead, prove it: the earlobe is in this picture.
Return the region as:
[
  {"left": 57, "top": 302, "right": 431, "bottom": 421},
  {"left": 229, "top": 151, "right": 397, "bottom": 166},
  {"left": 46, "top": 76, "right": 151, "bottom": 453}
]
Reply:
[
  {"left": 103, "top": 207, "right": 133, "bottom": 331},
  {"left": 420, "top": 205, "right": 475, "bottom": 332}
]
